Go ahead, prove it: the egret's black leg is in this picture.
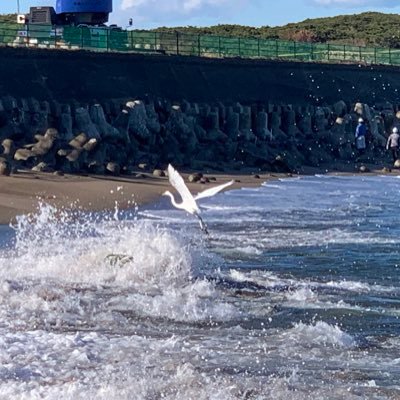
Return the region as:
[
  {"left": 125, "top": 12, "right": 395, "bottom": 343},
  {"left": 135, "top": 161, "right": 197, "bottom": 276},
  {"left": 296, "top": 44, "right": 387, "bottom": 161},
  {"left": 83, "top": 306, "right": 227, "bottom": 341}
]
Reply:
[{"left": 196, "top": 214, "right": 209, "bottom": 235}]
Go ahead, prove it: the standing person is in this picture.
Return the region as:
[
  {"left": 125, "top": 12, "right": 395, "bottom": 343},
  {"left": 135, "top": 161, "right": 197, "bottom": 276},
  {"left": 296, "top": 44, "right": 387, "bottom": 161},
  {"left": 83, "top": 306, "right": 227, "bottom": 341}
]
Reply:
[
  {"left": 386, "top": 127, "right": 400, "bottom": 162},
  {"left": 355, "top": 117, "right": 367, "bottom": 154}
]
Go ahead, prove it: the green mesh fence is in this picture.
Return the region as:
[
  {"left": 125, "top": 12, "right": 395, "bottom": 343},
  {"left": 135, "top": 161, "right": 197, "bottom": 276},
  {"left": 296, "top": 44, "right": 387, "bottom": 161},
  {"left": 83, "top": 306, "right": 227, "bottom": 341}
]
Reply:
[
  {"left": 1, "top": 22, "right": 400, "bottom": 67},
  {"left": 129, "top": 31, "right": 158, "bottom": 52},
  {"left": 0, "top": 23, "right": 21, "bottom": 46},
  {"left": 199, "top": 36, "right": 217, "bottom": 57},
  {"left": 62, "top": 25, "right": 82, "bottom": 49}
]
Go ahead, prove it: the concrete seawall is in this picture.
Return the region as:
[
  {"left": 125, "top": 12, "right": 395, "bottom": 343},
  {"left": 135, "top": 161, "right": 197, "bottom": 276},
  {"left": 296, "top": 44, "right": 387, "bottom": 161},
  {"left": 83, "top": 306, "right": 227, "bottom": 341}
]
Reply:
[
  {"left": 1, "top": 47, "right": 400, "bottom": 105},
  {"left": 0, "top": 47, "right": 399, "bottom": 178}
]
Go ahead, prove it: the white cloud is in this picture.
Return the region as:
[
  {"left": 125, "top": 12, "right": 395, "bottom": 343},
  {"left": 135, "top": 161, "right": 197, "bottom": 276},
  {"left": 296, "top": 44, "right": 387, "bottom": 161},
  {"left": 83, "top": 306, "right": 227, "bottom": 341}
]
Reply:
[
  {"left": 119, "top": 0, "right": 245, "bottom": 25},
  {"left": 312, "top": 0, "right": 399, "bottom": 7}
]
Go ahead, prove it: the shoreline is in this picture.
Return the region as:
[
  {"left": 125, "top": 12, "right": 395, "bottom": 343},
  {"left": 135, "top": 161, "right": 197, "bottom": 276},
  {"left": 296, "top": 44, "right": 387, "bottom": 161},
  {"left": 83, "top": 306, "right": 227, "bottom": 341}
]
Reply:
[
  {"left": 0, "top": 169, "right": 278, "bottom": 226},
  {"left": 0, "top": 163, "right": 398, "bottom": 226}
]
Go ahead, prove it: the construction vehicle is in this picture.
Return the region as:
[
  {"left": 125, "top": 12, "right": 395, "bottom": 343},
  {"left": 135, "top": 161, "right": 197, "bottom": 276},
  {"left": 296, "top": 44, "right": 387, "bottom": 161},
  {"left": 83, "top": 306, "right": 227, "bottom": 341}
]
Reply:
[{"left": 18, "top": 0, "right": 113, "bottom": 26}]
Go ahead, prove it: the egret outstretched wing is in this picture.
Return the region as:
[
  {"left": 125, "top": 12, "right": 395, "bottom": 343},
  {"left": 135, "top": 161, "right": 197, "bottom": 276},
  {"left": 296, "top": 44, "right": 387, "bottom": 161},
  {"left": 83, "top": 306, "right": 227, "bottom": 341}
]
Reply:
[
  {"left": 165, "top": 164, "right": 234, "bottom": 234},
  {"left": 194, "top": 180, "right": 234, "bottom": 201},
  {"left": 167, "top": 164, "right": 199, "bottom": 213}
]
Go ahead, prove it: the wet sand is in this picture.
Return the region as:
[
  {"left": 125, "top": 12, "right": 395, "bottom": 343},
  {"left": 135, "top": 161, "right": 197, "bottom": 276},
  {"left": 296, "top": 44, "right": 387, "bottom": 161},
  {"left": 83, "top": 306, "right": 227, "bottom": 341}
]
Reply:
[{"left": 0, "top": 170, "right": 280, "bottom": 225}]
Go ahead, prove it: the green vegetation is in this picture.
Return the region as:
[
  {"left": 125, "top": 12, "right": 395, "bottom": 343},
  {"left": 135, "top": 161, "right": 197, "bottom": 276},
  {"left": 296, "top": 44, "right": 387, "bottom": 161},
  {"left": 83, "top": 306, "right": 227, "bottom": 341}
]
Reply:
[
  {"left": 2, "top": 11, "right": 400, "bottom": 48},
  {"left": 152, "top": 12, "right": 400, "bottom": 48},
  {"left": 0, "top": 14, "right": 17, "bottom": 24}
]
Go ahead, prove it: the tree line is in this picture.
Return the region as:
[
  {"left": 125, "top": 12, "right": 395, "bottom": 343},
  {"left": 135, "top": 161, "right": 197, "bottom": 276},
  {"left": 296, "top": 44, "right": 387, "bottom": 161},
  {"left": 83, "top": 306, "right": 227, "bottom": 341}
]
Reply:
[
  {"left": 0, "top": 14, "right": 18, "bottom": 24},
  {"left": 151, "top": 12, "right": 400, "bottom": 49},
  {"left": 1, "top": 11, "right": 400, "bottom": 48}
]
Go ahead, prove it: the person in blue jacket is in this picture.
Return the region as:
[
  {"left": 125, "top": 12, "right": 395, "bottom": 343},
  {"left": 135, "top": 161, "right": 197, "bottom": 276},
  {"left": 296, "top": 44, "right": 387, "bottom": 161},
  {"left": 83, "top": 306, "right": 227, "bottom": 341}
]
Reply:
[{"left": 355, "top": 117, "right": 367, "bottom": 154}]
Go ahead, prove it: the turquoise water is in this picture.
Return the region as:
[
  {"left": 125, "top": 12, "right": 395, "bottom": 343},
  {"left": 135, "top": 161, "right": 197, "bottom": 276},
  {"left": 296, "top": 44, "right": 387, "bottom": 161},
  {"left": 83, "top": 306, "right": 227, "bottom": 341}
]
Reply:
[{"left": 0, "top": 175, "right": 398, "bottom": 398}]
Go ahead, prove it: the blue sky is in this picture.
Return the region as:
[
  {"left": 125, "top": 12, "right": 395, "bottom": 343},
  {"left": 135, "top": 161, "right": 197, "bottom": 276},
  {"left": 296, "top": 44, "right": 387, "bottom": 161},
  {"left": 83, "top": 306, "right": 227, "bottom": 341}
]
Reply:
[{"left": 3, "top": 0, "right": 400, "bottom": 28}]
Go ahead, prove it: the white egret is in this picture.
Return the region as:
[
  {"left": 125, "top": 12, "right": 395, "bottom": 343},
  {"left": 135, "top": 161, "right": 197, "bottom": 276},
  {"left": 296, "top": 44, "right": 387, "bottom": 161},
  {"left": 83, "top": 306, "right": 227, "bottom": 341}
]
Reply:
[{"left": 163, "top": 164, "right": 234, "bottom": 234}]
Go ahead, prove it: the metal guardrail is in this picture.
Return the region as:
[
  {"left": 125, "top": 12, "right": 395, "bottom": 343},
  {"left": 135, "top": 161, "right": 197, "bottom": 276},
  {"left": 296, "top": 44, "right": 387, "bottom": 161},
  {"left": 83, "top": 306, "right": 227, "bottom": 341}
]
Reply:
[{"left": 1, "top": 22, "right": 400, "bottom": 66}]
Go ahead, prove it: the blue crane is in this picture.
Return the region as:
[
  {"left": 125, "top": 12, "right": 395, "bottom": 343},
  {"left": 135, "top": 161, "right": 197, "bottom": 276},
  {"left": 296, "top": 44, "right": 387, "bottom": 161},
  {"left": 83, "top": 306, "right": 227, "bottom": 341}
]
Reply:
[{"left": 26, "top": 0, "right": 113, "bottom": 25}]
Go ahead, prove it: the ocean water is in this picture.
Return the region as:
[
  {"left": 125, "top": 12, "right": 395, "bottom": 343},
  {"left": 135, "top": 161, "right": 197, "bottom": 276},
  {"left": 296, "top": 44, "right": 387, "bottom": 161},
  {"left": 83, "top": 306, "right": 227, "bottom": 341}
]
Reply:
[{"left": 0, "top": 175, "right": 399, "bottom": 399}]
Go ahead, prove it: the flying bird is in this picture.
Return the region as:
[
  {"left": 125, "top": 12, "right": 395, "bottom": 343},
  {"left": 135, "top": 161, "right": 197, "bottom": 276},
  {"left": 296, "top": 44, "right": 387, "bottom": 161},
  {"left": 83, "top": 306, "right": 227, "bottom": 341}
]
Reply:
[{"left": 163, "top": 164, "right": 234, "bottom": 234}]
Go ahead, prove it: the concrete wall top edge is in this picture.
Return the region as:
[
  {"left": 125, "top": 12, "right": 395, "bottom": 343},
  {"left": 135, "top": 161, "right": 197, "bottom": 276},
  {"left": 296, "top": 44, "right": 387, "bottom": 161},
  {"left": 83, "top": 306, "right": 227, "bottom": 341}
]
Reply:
[{"left": 0, "top": 46, "right": 399, "bottom": 105}]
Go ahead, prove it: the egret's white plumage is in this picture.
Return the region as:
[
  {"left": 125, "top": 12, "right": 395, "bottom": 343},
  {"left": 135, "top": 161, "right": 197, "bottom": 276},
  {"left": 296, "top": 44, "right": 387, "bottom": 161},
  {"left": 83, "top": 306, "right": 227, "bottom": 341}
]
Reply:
[
  {"left": 163, "top": 164, "right": 234, "bottom": 233},
  {"left": 194, "top": 180, "right": 235, "bottom": 201}
]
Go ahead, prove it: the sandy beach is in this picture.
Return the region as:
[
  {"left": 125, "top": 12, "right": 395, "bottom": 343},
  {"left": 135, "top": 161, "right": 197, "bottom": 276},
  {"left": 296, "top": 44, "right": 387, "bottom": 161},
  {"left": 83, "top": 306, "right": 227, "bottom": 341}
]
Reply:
[{"left": 0, "top": 169, "right": 284, "bottom": 225}]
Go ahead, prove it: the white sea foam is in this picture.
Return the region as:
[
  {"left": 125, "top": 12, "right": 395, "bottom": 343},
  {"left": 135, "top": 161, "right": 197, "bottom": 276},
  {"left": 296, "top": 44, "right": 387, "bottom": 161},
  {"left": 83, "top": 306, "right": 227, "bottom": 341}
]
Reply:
[
  {"left": 283, "top": 288, "right": 362, "bottom": 311},
  {"left": 285, "top": 287, "right": 317, "bottom": 302},
  {"left": 283, "top": 321, "right": 356, "bottom": 349},
  {"left": 1, "top": 204, "right": 189, "bottom": 285},
  {"left": 324, "top": 280, "right": 371, "bottom": 292},
  {"left": 225, "top": 269, "right": 397, "bottom": 301},
  {"left": 228, "top": 269, "right": 282, "bottom": 287},
  {"left": 0, "top": 331, "right": 254, "bottom": 400},
  {"left": 323, "top": 280, "right": 398, "bottom": 294},
  {"left": 108, "top": 279, "right": 239, "bottom": 322},
  {"left": 0, "top": 203, "right": 238, "bottom": 327},
  {"left": 228, "top": 246, "right": 263, "bottom": 256}
]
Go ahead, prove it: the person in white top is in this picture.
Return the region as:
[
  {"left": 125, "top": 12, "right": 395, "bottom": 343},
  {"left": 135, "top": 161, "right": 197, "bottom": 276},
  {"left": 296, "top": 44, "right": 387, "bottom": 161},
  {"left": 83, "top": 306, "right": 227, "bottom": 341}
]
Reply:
[{"left": 386, "top": 127, "right": 400, "bottom": 162}]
